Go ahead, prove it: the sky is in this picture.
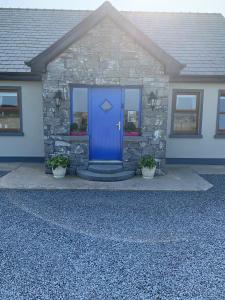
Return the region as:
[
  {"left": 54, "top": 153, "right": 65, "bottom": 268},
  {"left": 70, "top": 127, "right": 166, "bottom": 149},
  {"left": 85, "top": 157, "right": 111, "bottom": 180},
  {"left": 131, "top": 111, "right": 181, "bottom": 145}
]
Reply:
[{"left": 0, "top": 0, "right": 225, "bottom": 16}]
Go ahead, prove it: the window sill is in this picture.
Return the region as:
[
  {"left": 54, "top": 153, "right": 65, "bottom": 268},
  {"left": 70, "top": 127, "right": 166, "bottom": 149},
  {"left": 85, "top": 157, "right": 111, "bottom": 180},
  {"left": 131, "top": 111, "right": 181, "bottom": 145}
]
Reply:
[
  {"left": 0, "top": 132, "right": 24, "bottom": 136},
  {"left": 61, "top": 135, "right": 89, "bottom": 142},
  {"left": 214, "top": 134, "right": 225, "bottom": 139},
  {"left": 169, "top": 133, "right": 203, "bottom": 139},
  {"left": 70, "top": 132, "right": 87, "bottom": 136}
]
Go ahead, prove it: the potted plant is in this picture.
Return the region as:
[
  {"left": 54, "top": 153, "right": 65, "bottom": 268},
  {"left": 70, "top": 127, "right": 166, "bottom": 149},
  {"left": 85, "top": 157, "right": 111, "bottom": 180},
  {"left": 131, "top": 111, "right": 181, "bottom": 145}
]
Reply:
[
  {"left": 47, "top": 155, "right": 70, "bottom": 179},
  {"left": 140, "top": 155, "right": 157, "bottom": 179},
  {"left": 125, "top": 122, "right": 141, "bottom": 136},
  {"left": 70, "top": 122, "right": 87, "bottom": 136}
]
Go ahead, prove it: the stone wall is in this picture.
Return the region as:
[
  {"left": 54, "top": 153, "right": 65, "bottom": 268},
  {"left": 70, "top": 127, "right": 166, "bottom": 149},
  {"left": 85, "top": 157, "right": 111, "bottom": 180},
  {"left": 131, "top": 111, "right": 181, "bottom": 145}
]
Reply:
[{"left": 42, "top": 17, "right": 169, "bottom": 174}]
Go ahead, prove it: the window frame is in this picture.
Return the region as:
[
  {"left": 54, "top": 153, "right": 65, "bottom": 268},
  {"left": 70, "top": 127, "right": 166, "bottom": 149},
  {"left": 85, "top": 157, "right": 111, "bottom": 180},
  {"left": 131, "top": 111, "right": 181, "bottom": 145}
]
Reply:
[
  {"left": 216, "top": 90, "right": 225, "bottom": 138},
  {"left": 170, "top": 89, "right": 204, "bottom": 138},
  {"left": 69, "top": 85, "right": 142, "bottom": 137},
  {"left": 0, "top": 86, "right": 23, "bottom": 136},
  {"left": 123, "top": 87, "right": 142, "bottom": 136},
  {"left": 70, "top": 86, "right": 89, "bottom": 136}
]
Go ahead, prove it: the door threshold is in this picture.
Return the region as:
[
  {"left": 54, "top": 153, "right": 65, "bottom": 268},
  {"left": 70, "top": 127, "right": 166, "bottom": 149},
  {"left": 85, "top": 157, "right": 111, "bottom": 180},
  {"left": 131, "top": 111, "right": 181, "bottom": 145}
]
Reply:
[{"left": 89, "top": 160, "right": 122, "bottom": 165}]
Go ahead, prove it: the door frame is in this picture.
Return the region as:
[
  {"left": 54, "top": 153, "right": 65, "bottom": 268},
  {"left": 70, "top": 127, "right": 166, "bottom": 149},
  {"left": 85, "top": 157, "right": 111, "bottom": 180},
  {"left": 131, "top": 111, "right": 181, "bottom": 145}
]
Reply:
[{"left": 69, "top": 84, "right": 143, "bottom": 162}]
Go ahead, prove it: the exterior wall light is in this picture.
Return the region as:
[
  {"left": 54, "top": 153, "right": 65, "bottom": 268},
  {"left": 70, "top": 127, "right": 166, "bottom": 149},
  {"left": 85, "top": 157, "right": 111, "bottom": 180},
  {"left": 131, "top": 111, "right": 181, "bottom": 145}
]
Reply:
[
  {"left": 54, "top": 90, "right": 63, "bottom": 111},
  {"left": 148, "top": 91, "right": 158, "bottom": 111}
]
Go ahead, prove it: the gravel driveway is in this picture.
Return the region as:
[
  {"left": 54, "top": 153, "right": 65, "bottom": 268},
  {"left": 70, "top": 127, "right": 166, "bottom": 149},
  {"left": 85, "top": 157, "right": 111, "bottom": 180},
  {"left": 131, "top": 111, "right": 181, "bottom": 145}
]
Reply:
[{"left": 0, "top": 175, "right": 225, "bottom": 299}]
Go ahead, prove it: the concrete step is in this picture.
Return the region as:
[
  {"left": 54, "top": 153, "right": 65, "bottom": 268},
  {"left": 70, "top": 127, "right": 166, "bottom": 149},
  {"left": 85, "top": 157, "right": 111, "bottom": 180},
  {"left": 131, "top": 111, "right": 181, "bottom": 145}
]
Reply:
[
  {"left": 88, "top": 164, "right": 123, "bottom": 174},
  {"left": 77, "top": 169, "right": 135, "bottom": 182}
]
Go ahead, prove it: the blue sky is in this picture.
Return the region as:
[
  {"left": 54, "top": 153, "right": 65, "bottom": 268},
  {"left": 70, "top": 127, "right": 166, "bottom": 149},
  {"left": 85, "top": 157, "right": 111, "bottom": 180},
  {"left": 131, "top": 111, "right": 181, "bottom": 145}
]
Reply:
[{"left": 0, "top": 0, "right": 224, "bottom": 16}]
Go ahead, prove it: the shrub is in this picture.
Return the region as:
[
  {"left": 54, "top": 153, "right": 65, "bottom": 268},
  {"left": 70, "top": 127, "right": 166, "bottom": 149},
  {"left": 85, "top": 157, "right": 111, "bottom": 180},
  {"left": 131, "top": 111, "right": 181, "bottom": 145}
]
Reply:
[
  {"left": 47, "top": 155, "right": 70, "bottom": 170},
  {"left": 140, "top": 155, "right": 156, "bottom": 169}
]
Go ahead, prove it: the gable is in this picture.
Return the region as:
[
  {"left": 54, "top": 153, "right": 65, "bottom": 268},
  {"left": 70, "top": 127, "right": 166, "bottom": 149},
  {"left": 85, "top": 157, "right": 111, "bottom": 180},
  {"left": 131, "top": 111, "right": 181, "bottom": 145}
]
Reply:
[
  {"left": 26, "top": 2, "right": 183, "bottom": 76},
  {"left": 47, "top": 17, "right": 165, "bottom": 78}
]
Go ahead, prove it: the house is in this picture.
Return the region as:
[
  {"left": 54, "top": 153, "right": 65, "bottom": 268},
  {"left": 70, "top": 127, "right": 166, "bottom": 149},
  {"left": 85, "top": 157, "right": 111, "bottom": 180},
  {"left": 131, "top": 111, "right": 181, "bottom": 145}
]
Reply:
[{"left": 0, "top": 1, "right": 225, "bottom": 178}]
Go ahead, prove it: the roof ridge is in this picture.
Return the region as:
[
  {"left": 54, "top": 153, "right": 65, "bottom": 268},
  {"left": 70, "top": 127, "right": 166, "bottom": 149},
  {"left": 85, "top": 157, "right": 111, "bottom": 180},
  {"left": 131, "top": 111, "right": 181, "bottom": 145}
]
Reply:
[{"left": 0, "top": 7, "right": 223, "bottom": 16}]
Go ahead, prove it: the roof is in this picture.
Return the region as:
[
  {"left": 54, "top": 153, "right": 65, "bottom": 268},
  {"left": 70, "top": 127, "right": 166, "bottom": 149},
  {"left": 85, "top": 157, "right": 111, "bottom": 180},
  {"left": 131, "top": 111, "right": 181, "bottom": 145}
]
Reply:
[
  {"left": 27, "top": 2, "right": 183, "bottom": 75},
  {"left": 0, "top": 4, "right": 225, "bottom": 75}
]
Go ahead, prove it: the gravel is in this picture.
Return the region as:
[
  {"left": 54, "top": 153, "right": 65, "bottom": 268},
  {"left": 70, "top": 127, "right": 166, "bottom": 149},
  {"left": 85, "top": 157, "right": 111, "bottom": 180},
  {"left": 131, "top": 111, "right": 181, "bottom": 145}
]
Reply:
[
  {"left": 0, "top": 175, "right": 225, "bottom": 299},
  {"left": 0, "top": 170, "right": 10, "bottom": 177}
]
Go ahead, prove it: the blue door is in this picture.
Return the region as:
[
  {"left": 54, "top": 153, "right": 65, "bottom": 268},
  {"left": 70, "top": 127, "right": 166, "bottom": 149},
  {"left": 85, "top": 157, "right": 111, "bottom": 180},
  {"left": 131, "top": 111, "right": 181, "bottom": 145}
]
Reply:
[{"left": 89, "top": 88, "right": 123, "bottom": 161}]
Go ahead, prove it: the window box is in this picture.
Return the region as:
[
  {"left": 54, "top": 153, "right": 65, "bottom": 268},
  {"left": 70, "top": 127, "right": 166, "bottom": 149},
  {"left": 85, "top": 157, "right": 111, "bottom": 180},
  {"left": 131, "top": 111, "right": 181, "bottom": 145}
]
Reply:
[
  {"left": 70, "top": 131, "right": 87, "bottom": 136},
  {"left": 125, "top": 131, "right": 140, "bottom": 136}
]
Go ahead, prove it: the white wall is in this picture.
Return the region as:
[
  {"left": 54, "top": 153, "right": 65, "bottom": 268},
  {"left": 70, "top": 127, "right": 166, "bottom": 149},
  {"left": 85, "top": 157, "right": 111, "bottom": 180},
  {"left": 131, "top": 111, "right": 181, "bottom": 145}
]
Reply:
[
  {"left": 0, "top": 81, "right": 44, "bottom": 158},
  {"left": 167, "top": 82, "right": 225, "bottom": 159}
]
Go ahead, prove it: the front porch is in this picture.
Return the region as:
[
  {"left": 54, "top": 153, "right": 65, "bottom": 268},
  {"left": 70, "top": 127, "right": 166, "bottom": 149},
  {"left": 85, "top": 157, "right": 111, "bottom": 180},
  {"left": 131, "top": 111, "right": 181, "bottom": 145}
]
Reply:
[
  {"left": 41, "top": 13, "right": 171, "bottom": 176},
  {"left": 0, "top": 162, "right": 216, "bottom": 191}
]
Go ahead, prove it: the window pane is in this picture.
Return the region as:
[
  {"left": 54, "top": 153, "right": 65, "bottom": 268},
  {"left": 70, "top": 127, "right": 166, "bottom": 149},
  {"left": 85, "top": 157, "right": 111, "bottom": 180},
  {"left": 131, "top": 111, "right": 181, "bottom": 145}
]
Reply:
[
  {"left": 174, "top": 112, "right": 197, "bottom": 133},
  {"left": 124, "top": 89, "right": 140, "bottom": 111},
  {"left": 125, "top": 111, "right": 139, "bottom": 132},
  {"left": 71, "top": 88, "right": 88, "bottom": 134},
  {"left": 176, "top": 95, "right": 197, "bottom": 110},
  {"left": 218, "top": 115, "right": 225, "bottom": 130},
  {"left": 71, "top": 112, "right": 88, "bottom": 133},
  {"left": 73, "top": 88, "right": 88, "bottom": 113},
  {"left": 0, "top": 92, "right": 18, "bottom": 107},
  {"left": 124, "top": 89, "right": 140, "bottom": 134},
  {"left": 219, "top": 96, "right": 225, "bottom": 113},
  {"left": 0, "top": 111, "right": 20, "bottom": 130}
]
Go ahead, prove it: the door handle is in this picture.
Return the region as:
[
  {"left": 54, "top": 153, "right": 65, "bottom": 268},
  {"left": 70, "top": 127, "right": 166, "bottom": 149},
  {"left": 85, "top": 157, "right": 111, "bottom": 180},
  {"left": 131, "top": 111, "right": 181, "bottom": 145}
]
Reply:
[{"left": 116, "top": 121, "right": 121, "bottom": 131}]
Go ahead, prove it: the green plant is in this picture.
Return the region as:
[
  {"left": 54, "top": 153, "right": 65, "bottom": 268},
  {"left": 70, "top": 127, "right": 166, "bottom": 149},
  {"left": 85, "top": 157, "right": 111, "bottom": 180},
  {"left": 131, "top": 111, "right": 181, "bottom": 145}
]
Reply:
[
  {"left": 47, "top": 155, "right": 70, "bottom": 170},
  {"left": 140, "top": 155, "right": 156, "bottom": 169},
  {"left": 70, "top": 122, "right": 78, "bottom": 132},
  {"left": 125, "top": 122, "right": 137, "bottom": 132},
  {"left": 80, "top": 118, "right": 87, "bottom": 131}
]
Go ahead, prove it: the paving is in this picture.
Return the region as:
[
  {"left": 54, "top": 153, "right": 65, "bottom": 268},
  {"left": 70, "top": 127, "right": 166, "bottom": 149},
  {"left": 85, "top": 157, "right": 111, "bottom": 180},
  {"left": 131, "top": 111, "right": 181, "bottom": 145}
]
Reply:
[
  {"left": 0, "top": 175, "right": 225, "bottom": 299},
  {"left": 188, "top": 164, "right": 225, "bottom": 175},
  {"left": 0, "top": 163, "right": 214, "bottom": 191}
]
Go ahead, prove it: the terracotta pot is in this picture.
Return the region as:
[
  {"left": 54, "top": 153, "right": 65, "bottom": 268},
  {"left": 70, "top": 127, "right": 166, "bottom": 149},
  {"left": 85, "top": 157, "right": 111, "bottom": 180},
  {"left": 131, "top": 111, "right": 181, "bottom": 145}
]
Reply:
[
  {"left": 52, "top": 166, "right": 67, "bottom": 179},
  {"left": 141, "top": 166, "right": 156, "bottom": 179}
]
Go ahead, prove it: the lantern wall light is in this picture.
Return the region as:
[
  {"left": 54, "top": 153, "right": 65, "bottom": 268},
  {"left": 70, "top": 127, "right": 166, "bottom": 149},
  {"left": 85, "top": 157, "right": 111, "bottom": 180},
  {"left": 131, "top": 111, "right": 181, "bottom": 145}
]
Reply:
[
  {"left": 54, "top": 90, "right": 64, "bottom": 111},
  {"left": 147, "top": 91, "right": 158, "bottom": 111}
]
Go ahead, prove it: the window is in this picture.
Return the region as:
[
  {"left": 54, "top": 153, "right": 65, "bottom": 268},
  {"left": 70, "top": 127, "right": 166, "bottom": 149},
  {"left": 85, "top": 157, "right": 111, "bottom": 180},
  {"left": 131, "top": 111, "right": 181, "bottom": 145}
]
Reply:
[
  {"left": 124, "top": 88, "right": 141, "bottom": 136},
  {"left": 70, "top": 88, "right": 88, "bottom": 135},
  {"left": 216, "top": 90, "right": 225, "bottom": 136},
  {"left": 171, "top": 90, "right": 203, "bottom": 137},
  {"left": 0, "top": 87, "right": 22, "bottom": 134}
]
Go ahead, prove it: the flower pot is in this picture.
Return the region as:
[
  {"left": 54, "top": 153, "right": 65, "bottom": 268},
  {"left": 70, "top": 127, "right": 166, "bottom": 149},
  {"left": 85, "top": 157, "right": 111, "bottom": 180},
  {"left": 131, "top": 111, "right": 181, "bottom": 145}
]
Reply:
[
  {"left": 70, "top": 131, "right": 87, "bottom": 136},
  {"left": 125, "top": 132, "right": 140, "bottom": 136},
  {"left": 52, "top": 166, "right": 67, "bottom": 179},
  {"left": 142, "top": 166, "right": 156, "bottom": 179}
]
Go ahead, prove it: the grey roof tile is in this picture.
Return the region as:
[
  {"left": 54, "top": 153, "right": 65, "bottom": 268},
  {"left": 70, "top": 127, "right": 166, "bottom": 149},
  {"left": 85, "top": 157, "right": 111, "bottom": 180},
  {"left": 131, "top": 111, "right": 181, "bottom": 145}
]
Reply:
[{"left": 0, "top": 8, "right": 225, "bottom": 75}]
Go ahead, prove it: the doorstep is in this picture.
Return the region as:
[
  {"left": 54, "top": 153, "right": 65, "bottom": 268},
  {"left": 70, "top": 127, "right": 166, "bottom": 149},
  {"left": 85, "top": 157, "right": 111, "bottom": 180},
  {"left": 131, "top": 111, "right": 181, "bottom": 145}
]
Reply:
[{"left": 0, "top": 163, "right": 212, "bottom": 191}]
